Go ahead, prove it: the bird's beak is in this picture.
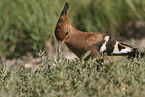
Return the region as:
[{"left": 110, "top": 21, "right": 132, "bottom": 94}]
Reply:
[{"left": 58, "top": 41, "right": 64, "bottom": 59}]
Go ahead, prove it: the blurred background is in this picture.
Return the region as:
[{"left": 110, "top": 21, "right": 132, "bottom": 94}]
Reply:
[{"left": 0, "top": 0, "right": 145, "bottom": 62}]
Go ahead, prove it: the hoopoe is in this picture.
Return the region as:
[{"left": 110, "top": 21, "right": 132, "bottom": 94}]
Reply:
[{"left": 55, "top": 2, "right": 144, "bottom": 60}]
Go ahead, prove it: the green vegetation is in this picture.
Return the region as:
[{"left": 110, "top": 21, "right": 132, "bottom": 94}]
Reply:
[
  {"left": 0, "top": 0, "right": 145, "bottom": 97},
  {"left": 0, "top": 0, "right": 145, "bottom": 58},
  {"left": 0, "top": 54, "right": 145, "bottom": 96},
  {"left": 0, "top": 1, "right": 145, "bottom": 96}
]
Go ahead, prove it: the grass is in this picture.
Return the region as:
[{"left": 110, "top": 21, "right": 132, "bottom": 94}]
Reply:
[
  {"left": 0, "top": 53, "right": 145, "bottom": 96},
  {"left": 0, "top": 0, "right": 145, "bottom": 58},
  {"left": 0, "top": 0, "right": 66, "bottom": 58},
  {"left": 0, "top": 0, "right": 145, "bottom": 96}
]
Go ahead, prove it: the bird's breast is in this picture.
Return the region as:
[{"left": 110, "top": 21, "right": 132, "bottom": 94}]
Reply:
[
  {"left": 65, "top": 35, "right": 88, "bottom": 58},
  {"left": 65, "top": 42, "right": 86, "bottom": 58}
]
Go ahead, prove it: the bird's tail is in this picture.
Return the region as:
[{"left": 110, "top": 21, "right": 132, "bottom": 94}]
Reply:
[
  {"left": 99, "top": 36, "right": 144, "bottom": 59},
  {"left": 109, "top": 41, "right": 144, "bottom": 59},
  {"left": 126, "top": 48, "right": 144, "bottom": 59}
]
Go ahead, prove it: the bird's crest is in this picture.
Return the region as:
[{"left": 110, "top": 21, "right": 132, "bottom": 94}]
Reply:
[{"left": 55, "top": 2, "right": 69, "bottom": 41}]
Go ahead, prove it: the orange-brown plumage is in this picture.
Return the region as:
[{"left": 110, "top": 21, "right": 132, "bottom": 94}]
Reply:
[{"left": 55, "top": 2, "right": 144, "bottom": 59}]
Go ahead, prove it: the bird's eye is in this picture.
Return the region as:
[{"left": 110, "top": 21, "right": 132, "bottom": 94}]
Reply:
[{"left": 66, "top": 31, "right": 68, "bottom": 35}]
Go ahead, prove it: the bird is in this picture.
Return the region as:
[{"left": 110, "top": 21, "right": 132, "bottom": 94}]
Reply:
[{"left": 55, "top": 2, "right": 144, "bottom": 60}]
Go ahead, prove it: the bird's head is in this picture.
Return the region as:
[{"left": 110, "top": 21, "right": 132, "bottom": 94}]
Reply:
[{"left": 54, "top": 2, "right": 70, "bottom": 59}]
